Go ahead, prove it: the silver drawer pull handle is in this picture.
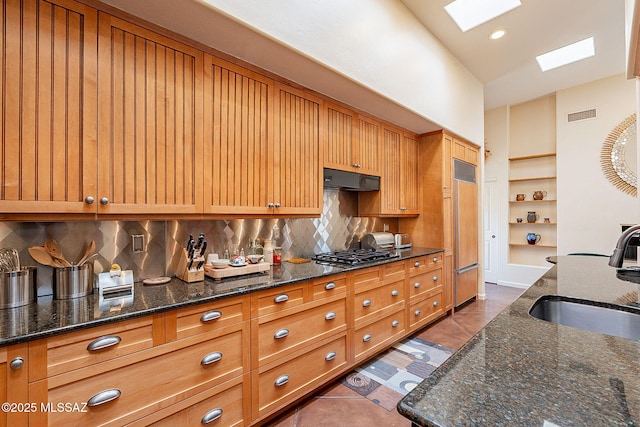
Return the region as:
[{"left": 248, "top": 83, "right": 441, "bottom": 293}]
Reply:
[
  {"left": 87, "top": 335, "right": 121, "bottom": 352},
  {"left": 274, "top": 328, "right": 289, "bottom": 339},
  {"left": 201, "top": 351, "right": 223, "bottom": 366},
  {"left": 201, "top": 408, "right": 223, "bottom": 424},
  {"left": 433, "top": 276, "right": 439, "bottom": 281},
  {"left": 9, "top": 357, "right": 23, "bottom": 370},
  {"left": 433, "top": 257, "right": 439, "bottom": 263},
  {"left": 414, "top": 282, "right": 421, "bottom": 288},
  {"left": 433, "top": 301, "right": 439, "bottom": 307},
  {"left": 87, "top": 388, "right": 121, "bottom": 407},
  {"left": 274, "top": 375, "right": 290, "bottom": 387},
  {"left": 391, "top": 289, "right": 399, "bottom": 296},
  {"left": 415, "top": 310, "right": 422, "bottom": 316},
  {"left": 200, "top": 310, "right": 222, "bottom": 323},
  {"left": 363, "top": 334, "right": 372, "bottom": 342},
  {"left": 274, "top": 294, "right": 289, "bottom": 303},
  {"left": 414, "top": 261, "right": 421, "bottom": 267},
  {"left": 325, "top": 351, "right": 337, "bottom": 361},
  {"left": 391, "top": 320, "right": 400, "bottom": 327},
  {"left": 325, "top": 312, "right": 337, "bottom": 320},
  {"left": 362, "top": 299, "right": 372, "bottom": 307},
  {"left": 325, "top": 282, "right": 336, "bottom": 290}
]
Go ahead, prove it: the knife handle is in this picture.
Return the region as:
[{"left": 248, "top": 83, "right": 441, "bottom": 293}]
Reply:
[{"left": 200, "top": 241, "right": 207, "bottom": 257}]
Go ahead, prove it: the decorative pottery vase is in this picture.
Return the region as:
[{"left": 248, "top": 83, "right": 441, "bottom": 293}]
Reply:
[
  {"left": 527, "top": 211, "right": 538, "bottom": 223},
  {"left": 527, "top": 233, "right": 541, "bottom": 245},
  {"left": 532, "top": 190, "right": 547, "bottom": 200}
]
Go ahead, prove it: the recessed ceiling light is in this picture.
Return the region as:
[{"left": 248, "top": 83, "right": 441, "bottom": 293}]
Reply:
[
  {"left": 536, "top": 37, "right": 595, "bottom": 72},
  {"left": 489, "top": 29, "right": 507, "bottom": 40},
  {"left": 445, "top": 0, "right": 521, "bottom": 32}
]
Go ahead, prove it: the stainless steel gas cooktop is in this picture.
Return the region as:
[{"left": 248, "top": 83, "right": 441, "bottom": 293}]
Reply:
[{"left": 312, "top": 248, "right": 398, "bottom": 266}]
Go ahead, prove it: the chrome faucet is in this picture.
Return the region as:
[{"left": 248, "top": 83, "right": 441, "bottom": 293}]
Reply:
[{"left": 609, "top": 224, "right": 640, "bottom": 268}]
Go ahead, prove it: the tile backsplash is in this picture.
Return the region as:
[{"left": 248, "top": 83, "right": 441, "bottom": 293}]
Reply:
[{"left": 0, "top": 189, "right": 396, "bottom": 296}]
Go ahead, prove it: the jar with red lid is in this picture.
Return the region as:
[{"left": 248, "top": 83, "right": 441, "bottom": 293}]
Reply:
[{"left": 273, "top": 247, "right": 282, "bottom": 265}]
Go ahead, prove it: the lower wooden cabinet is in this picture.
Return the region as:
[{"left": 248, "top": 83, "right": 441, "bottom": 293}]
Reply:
[
  {"left": 1, "top": 343, "right": 29, "bottom": 427},
  {"left": 409, "top": 293, "right": 444, "bottom": 331},
  {"left": 353, "top": 309, "right": 406, "bottom": 363}
]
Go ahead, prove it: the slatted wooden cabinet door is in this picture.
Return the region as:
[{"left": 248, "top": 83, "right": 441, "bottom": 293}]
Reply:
[
  {"left": 381, "top": 127, "right": 402, "bottom": 214},
  {"left": 97, "top": 14, "right": 203, "bottom": 214},
  {"left": 354, "top": 115, "right": 382, "bottom": 176},
  {"left": 203, "top": 56, "right": 273, "bottom": 214},
  {"left": 0, "top": 0, "right": 97, "bottom": 214},
  {"left": 272, "top": 84, "right": 322, "bottom": 215},
  {"left": 400, "top": 133, "right": 419, "bottom": 214}
]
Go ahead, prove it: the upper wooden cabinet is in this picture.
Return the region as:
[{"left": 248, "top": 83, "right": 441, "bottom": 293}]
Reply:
[
  {"left": 272, "top": 84, "right": 323, "bottom": 215},
  {"left": 324, "top": 103, "right": 382, "bottom": 176},
  {"left": 0, "top": 0, "right": 97, "bottom": 214},
  {"left": 452, "top": 136, "right": 479, "bottom": 166},
  {"left": 96, "top": 14, "right": 204, "bottom": 215},
  {"left": 203, "top": 56, "right": 274, "bottom": 215},
  {"left": 359, "top": 125, "right": 418, "bottom": 216}
]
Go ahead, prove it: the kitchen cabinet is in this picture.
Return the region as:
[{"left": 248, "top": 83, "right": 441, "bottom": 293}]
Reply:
[
  {"left": 203, "top": 56, "right": 274, "bottom": 215},
  {"left": 407, "top": 253, "right": 444, "bottom": 332},
  {"left": 1, "top": 343, "right": 29, "bottom": 427},
  {"left": 96, "top": 14, "right": 204, "bottom": 215},
  {"left": 359, "top": 125, "right": 419, "bottom": 217},
  {"left": 0, "top": 0, "right": 98, "bottom": 215},
  {"left": 272, "top": 83, "right": 323, "bottom": 215},
  {"left": 324, "top": 103, "right": 382, "bottom": 176}
]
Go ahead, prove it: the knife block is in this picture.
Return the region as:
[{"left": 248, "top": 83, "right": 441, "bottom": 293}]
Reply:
[{"left": 176, "top": 248, "right": 205, "bottom": 283}]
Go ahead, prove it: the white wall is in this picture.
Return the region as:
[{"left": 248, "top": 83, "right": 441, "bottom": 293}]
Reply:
[{"left": 556, "top": 74, "right": 637, "bottom": 255}]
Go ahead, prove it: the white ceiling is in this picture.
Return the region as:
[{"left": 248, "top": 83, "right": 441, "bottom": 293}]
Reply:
[
  {"left": 98, "top": 0, "right": 628, "bottom": 131},
  {"left": 401, "top": 0, "right": 628, "bottom": 110}
]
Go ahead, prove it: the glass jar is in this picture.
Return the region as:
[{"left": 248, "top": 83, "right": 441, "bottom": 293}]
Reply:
[
  {"left": 273, "top": 247, "right": 282, "bottom": 265},
  {"left": 263, "top": 239, "right": 274, "bottom": 265}
]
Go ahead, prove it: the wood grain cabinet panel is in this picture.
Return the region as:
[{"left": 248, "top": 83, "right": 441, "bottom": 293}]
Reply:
[
  {"left": 353, "top": 309, "right": 405, "bottom": 363},
  {"left": 96, "top": 14, "right": 204, "bottom": 215},
  {"left": 272, "top": 84, "right": 323, "bottom": 215},
  {"left": 409, "top": 293, "right": 444, "bottom": 331},
  {"left": 203, "top": 56, "right": 273, "bottom": 215},
  {"left": 0, "top": 343, "right": 29, "bottom": 427},
  {"left": 0, "top": 0, "right": 97, "bottom": 214}
]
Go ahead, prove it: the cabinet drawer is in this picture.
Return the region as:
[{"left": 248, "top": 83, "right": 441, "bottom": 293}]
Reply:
[
  {"left": 312, "top": 274, "right": 347, "bottom": 300},
  {"left": 349, "top": 266, "right": 381, "bottom": 289},
  {"left": 36, "top": 329, "right": 245, "bottom": 426},
  {"left": 129, "top": 374, "right": 248, "bottom": 427},
  {"left": 252, "top": 283, "right": 305, "bottom": 318},
  {"left": 31, "top": 316, "right": 157, "bottom": 380},
  {"left": 408, "top": 253, "right": 443, "bottom": 276},
  {"left": 256, "top": 334, "right": 347, "bottom": 418},
  {"left": 353, "top": 310, "right": 405, "bottom": 363},
  {"left": 257, "top": 298, "right": 346, "bottom": 366},
  {"left": 382, "top": 261, "right": 405, "bottom": 283},
  {"left": 408, "top": 268, "right": 443, "bottom": 301},
  {"left": 409, "top": 293, "right": 444, "bottom": 331},
  {"left": 174, "top": 296, "right": 248, "bottom": 341},
  {"left": 353, "top": 280, "right": 404, "bottom": 326}
]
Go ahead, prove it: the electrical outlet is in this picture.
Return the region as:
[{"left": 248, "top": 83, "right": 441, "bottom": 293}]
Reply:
[
  {"left": 273, "top": 226, "right": 280, "bottom": 240},
  {"left": 131, "top": 234, "right": 145, "bottom": 253}
]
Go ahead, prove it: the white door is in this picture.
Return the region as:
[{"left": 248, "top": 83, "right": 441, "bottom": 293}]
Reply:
[{"left": 483, "top": 178, "right": 498, "bottom": 283}]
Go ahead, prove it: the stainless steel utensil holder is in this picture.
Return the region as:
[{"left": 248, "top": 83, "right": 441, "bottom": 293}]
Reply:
[
  {"left": 54, "top": 263, "right": 94, "bottom": 299},
  {"left": 0, "top": 267, "right": 37, "bottom": 309}
]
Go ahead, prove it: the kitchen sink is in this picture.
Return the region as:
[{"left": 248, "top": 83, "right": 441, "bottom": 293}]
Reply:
[{"left": 529, "top": 296, "right": 640, "bottom": 340}]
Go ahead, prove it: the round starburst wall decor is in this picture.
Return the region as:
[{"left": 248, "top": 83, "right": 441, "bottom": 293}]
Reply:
[{"left": 601, "top": 113, "right": 637, "bottom": 197}]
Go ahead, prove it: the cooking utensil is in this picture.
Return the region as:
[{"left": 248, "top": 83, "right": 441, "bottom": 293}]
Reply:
[
  {"left": 0, "top": 248, "right": 20, "bottom": 272},
  {"left": 45, "top": 240, "right": 71, "bottom": 267},
  {"left": 79, "top": 253, "right": 98, "bottom": 266},
  {"left": 28, "top": 246, "right": 58, "bottom": 267},
  {"left": 77, "top": 240, "right": 96, "bottom": 266}
]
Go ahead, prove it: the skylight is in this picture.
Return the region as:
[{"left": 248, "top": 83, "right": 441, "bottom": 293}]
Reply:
[
  {"left": 536, "top": 37, "right": 595, "bottom": 72},
  {"left": 444, "top": 0, "right": 521, "bottom": 32}
]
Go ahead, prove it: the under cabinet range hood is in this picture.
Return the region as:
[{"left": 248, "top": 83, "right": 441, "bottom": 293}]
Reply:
[{"left": 323, "top": 168, "right": 380, "bottom": 191}]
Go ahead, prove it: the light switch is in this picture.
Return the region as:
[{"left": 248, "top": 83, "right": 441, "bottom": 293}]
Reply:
[{"left": 131, "top": 235, "right": 145, "bottom": 253}]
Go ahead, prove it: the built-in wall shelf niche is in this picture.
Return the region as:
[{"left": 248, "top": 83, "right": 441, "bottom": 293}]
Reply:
[{"left": 508, "top": 152, "right": 557, "bottom": 266}]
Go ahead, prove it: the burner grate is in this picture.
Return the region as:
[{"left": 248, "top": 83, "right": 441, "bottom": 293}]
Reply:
[{"left": 313, "top": 249, "right": 398, "bottom": 266}]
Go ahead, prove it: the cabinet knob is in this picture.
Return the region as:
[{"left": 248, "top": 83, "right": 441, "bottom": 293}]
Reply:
[
  {"left": 325, "top": 312, "right": 337, "bottom": 320},
  {"left": 201, "top": 408, "right": 223, "bottom": 424},
  {"left": 268, "top": 203, "right": 275, "bottom": 208},
  {"left": 274, "top": 294, "right": 289, "bottom": 303},
  {"left": 325, "top": 351, "right": 337, "bottom": 361},
  {"left": 391, "top": 289, "right": 399, "bottom": 297},
  {"left": 352, "top": 163, "right": 361, "bottom": 168},
  {"left": 362, "top": 299, "right": 372, "bottom": 307},
  {"left": 363, "top": 333, "right": 372, "bottom": 342},
  {"left": 84, "top": 196, "right": 95, "bottom": 204},
  {"left": 87, "top": 335, "right": 121, "bottom": 352},
  {"left": 414, "top": 282, "right": 421, "bottom": 288},
  {"left": 9, "top": 357, "right": 23, "bottom": 370},
  {"left": 414, "top": 261, "right": 421, "bottom": 267},
  {"left": 414, "top": 309, "right": 422, "bottom": 316},
  {"left": 99, "top": 197, "right": 109, "bottom": 205},
  {"left": 433, "top": 257, "right": 439, "bottom": 263},
  {"left": 433, "top": 300, "right": 439, "bottom": 307},
  {"left": 274, "top": 202, "right": 281, "bottom": 208},
  {"left": 400, "top": 207, "right": 407, "bottom": 211},
  {"left": 274, "top": 328, "right": 289, "bottom": 339},
  {"left": 391, "top": 320, "right": 400, "bottom": 327},
  {"left": 433, "top": 276, "right": 439, "bottom": 282},
  {"left": 87, "top": 388, "right": 121, "bottom": 407},
  {"left": 200, "top": 310, "right": 222, "bottom": 323},
  {"left": 274, "top": 375, "right": 290, "bottom": 387},
  {"left": 200, "top": 351, "right": 223, "bottom": 366}
]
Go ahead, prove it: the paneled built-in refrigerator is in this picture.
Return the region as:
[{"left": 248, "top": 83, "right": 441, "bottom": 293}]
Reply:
[{"left": 453, "top": 159, "right": 479, "bottom": 306}]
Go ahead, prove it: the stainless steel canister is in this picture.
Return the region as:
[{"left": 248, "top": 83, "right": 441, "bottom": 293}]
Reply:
[
  {"left": 53, "top": 263, "right": 94, "bottom": 299},
  {"left": 0, "top": 266, "right": 37, "bottom": 309}
]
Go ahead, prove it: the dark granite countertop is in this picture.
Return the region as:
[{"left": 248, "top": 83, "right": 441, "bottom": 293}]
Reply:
[
  {"left": 398, "top": 255, "right": 640, "bottom": 426},
  {"left": 0, "top": 247, "right": 442, "bottom": 347}
]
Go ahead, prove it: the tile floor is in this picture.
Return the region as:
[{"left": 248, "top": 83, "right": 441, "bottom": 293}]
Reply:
[{"left": 265, "top": 283, "right": 525, "bottom": 427}]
